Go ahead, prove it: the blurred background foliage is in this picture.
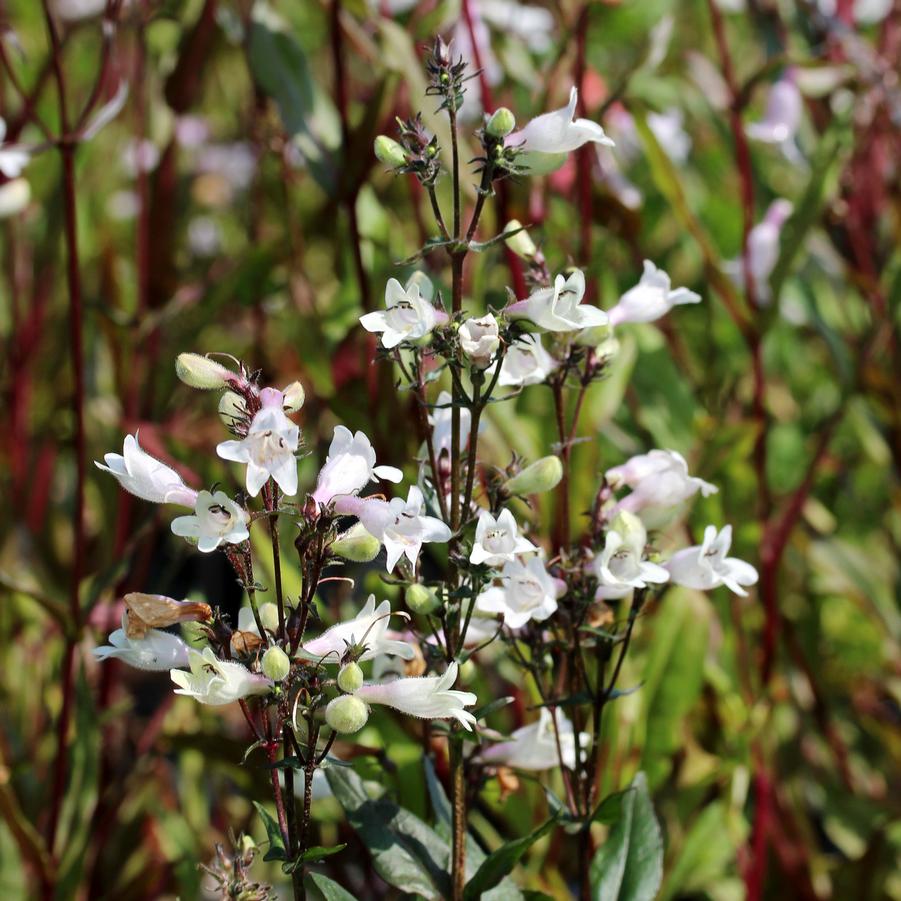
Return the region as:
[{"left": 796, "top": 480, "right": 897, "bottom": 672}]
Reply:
[{"left": 0, "top": 0, "right": 899, "bottom": 898}]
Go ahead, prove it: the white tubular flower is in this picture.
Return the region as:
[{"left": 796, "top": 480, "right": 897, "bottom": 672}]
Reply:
[
  {"left": 470, "top": 509, "right": 538, "bottom": 567},
  {"left": 607, "top": 449, "right": 717, "bottom": 518},
  {"left": 170, "top": 647, "right": 271, "bottom": 706},
  {"left": 355, "top": 661, "right": 477, "bottom": 730},
  {"left": 301, "top": 595, "right": 414, "bottom": 663},
  {"left": 475, "top": 557, "right": 560, "bottom": 628},
  {"left": 312, "top": 425, "right": 402, "bottom": 506},
  {"left": 357, "top": 486, "right": 453, "bottom": 573},
  {"left": 724, "top": 199, "right": 793, "bottom": 305},
  {"left": 496, "top": 334, "right": 557, "bottom": 387},
  {"left": 746, "top": 77, "right": 803, "bottom": 162},
  {"left": 0, "top": 179, "right": 30, "bottom": 218},
  {"left": 359, "top": 278, "right": 443, "bottom": 349},
  {"left": 459, "top": 314, "right": 500, "bottom": 369},
  {"left": 93, "top": 615, "right": 190, "bottom": 671},
  {"left": 430, "top": 390, "right": 473, "bottom": 458},
  {"left": 217, "top": 402, "right": 300, "bottom": 497},
  {"left": 607, "top": 260, "right": 701, "bottom": 327},
  {"left": 480, "top": 708, "right": 589, "bottom": 770},
  {"left": 506, "top": 270, "right": 608, "bottom": 333},
  {"left": 0, "top": 118, "right": 29, "bottom": 179},
  {"left": 170, "top": 490, "right": 249, "bottom": 553},
  {"left": 592, "top": 512, "right": 670, "bottom": 599},
  {"left": 665, "top": 525, "right": 759, "bottom": 596},
  {"left": 510, "top": 86, "right": 614, "bottom": 155},
  {"left": 95, "top": 433, "right": 198, "bottom": 507}
]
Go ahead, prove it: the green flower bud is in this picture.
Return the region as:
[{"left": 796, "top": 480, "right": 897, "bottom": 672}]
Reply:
[
  {"left": 218, "top": 390, "right": 247, "bottom": 425},
  {"left": 503, "top": 220, "right": 537, "bottom": 260},
  {"left": 486, "top": 107, "right": 516, "bottom": 138},
  {"left": 374, "top": 135, "right": 407, "bottom": 169},
  {"left": 406, "top": 583, "right": 440, "bottom": 615},
  {"left": 175, "top": 353, "right": 233, "bottom": 390},
  {"left": 282, "top": 380, "right": 305, "bottom": 412},
  {"left": 337, "top": 662, "right": 364, "bottom": 694},
  {"left": 238, "top": 834, "right": 256, "bottom": 856},
  {"left": 503, "top": 456, "right": 563, "bottom": 495},
  {"left": 325, "top": 695, "right": 369, "bottom": 734},
  {"left": 261, "top": 645, "right": 290, "bottom": 682},
  {"left": 458, "top": 659, "right": 476, "bottom": 685},
  {"left": 331, "top": 522, "right": 382, "bottom": 563},
  {"left": 258, "top": 602, "right": 280, "bottom": 635}
]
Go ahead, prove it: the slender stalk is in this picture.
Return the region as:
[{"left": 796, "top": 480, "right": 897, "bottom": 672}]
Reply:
[
  {"left": 283, "top": 726, "right": 303, "bottom": 901},
  {"left": 552, "top": 377, "right": 571, "bottom": 550},
  {"left": 449, "top": 738, "right": 467, "bottom": 901},
  {"left": 269, "top": 504, "right": 286, "bottom": 641},
  {"left": 241, "top": 545, "right": 269, "bottom": 641}
]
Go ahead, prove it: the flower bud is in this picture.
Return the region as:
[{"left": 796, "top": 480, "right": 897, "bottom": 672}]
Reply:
[
  {"left": 258, "top": 602, "right": 281, "bottom": 635},
  {"left": 503, "top": 220, "right": 537, "bottom": 260},
  {"left": 609, "top": 510, "right": 646, "bottom": 545},
  {"left": 282, "top": 381, "right": 305, "bottom": 412},
  {"left": 218, "top": 390, "right": 247, "bottom": 425},
  {"left": 486, "top": 107, "right": 516, "bottom": 139},
  {"left": 331, "top": 522, "right": 382, "bottom": 562},
  {"left": 175, "top": 353, "right": 233, "bottom": 390},
  {"left": 503, "top": 456, "right": 563, "bottom": 495},
  {"left": 374, "top": 135, "right": 407, "bottom": 169},
  {"left": 458, "top": 659, "right": 477, "bottom": 685},
  {"left": 337, "top": 662, "right": 364, "bottom": 693},
  {"left": 325, "top": 695, "right": 369, "bottom": 734},
  {"left": 406, "top": 583, "right": 440, "bottom": 615},
  {"left": 261, "top": 645, "right": 291, "bottom": 682},
  {"left": 238, "top": 834, "right": 256, "bottom": 856},
  {"left": 459, "top": 314, "right": 500, "bottom": 369}
]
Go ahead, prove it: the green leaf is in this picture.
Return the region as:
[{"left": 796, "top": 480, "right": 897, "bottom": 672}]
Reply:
[
  {"left": 283, "top": 843, "right": 347, "bottom": 872},
  {"left": 325, "top": 765, "right": 451, "bottom": 899},
  {"left": 253, "top": 801, "right": 286, "bottom": 861},
  {"left": 247, "top": 4, "right": 340, "bottom": 195},
  {"left": 589, "top": 773, "right": 663, "bottom": 901},
  {"left": 463, "top": 815, "right": 559, "bottom": 900},
  {"left": 306, "top": 872, "right": 357, "bottom": 900}
]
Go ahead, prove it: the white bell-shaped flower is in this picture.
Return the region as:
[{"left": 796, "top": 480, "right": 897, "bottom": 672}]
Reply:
[
  {"left": 592, "top": 512, "right": 669, "bottom": 599},
  {"left": 93, "top": 615, "right": 191, "bottom": 671},
  {"left": 724, "top": 199, "right": 793, "bottom": 305},
  {"left": 470, "top": 509, "right": 538, "bottom": 566},
  {"left": 217, "top": 398, "right": 300, "bottom": 497},
  {"left": 746, "top": 77, "right": 803, "bottom": 163},
  {"left": 607, "top": 260, "right": 701, "bottom": 327},
  {"left": 354, "top": 661, "right": 477, "bottom": 730},
  {"left": 170, "top": 490, "right": 249, "bottom": 552},
  {"left": 170, "top": 647, "right": 272, "bottom": 706},
  {"left": 479, "top": 708, "right": 589, "bottom": 770},
  {"left": 359, "top": 278, "right": 443, "bottom": 349},
  {"left": 312, "top": 425, "right": 402, "bottom": 506},
  {"left": 475, "top": 557, "right": 560, "bottom": 628},
  {"left": 495, "top": 333, "right": 557, "bottom": 387},
  {"left": 301, "top": 595, "right": 414, "bottom": 663},
  {"left": 665, "top": 525, "right": 759, "bottom": 596},
  {"left": 95, "top": 433, "right": 198, "bottom": 507},
  {"left": 506, "top": 269, "right": 608, "bottom": 333},
  {"left": 0, "top": 118, "right": 30, "bottom": 179},
  {"left": 510, "top": 86, "right": 614, "bottom": 155},
  {"left": 459, "top": 314, "right": 500, "bottom": 369}
]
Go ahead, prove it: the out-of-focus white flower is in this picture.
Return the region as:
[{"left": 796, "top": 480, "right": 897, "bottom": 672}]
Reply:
[
  {"left": 175, "top": 115, "right": 210, "bottom": 149},
  {"left": 430, "top": 390, "right": 473, "bottom": 458},
  {"left": 607, "top": 449, "right": 717, "bottom": 520},
  {"left": 476, "top": 556, "right": 560, "bottom": 628},
  {"left": 360, "top": 278, "right": 444, "bottom": 349},
  {"left": 459, "top": 314, "right": 500, "bottom": 369},
  {"left": 354, "top": 661, "right": 477, "bottom": 730},
  {"left": 106, "top": 189, "right": 140, "bottom": 221},
  {"left": 93, "top": 615, "right": 190, "bottom": 671},
  {"left": 480, "top": 0, "right": 555, "bottom": 52},
  {"left": 53, "top": 0, "right": 109, "bottom": 20},
  {"left": 217, "top": 400, "right": 300, "bottom": 497},
  {"left": 96, "top": 433, "right": 198, "bottom": 507},
  {"left": 479, "top": 708, "right": 589, "bottom": 770},
  {"left": 506, "top": 270, "right": 607, "bottom": 333},
  {"left": 355, "top": 486, "right": 453, "bottom": 573},
  {"left": 171, "top": 647, "right": 272, "bottom": 706},
  {"left": 187, "top": 217, "right": 222, "bottom": 257},
  {"left": 301, "top": 595, "right": 414, "bottom": 663},
  {"left": 746, "top": 76, "right": 803, "bottom": 163},
  {"left": 593, "top": 511, "right": 669, "bottom": 599},
  {"left": 495, "top": 333, "right": 557, "bottom": 387},
  {"left": 510, "top": 87, "right": 614, "bottom": 162},
  {"left": 607, "top": 261, "right": 701, "bottom": 327},
  {"left": 608, "top": 107, "right": 691, "bottom": 165},
  {"left": 470, "top": 509, "right": 538, "bottom": 566},
  {"left": 121, "top": 139, "right": 160, "bottom": 177},
  {"left": 237, "top": 602, "right": 280, "bottom": 636},
  {"left": 0, "top": 118, "right": 30, "bottom": 179},
  {"left": 665, "top": 525, "right": 759, "bottom": 596},
  {"left": 0, "top": 179, "right": 30, "bottom": 218},
  {"left": 312, "top": 426, "right": 402, "bottom": 506},
  {"left": 170, "top": 490, "right": 249, "bottom": 553},
  {"left": 724, "top": 199, "right": 794, "bottom": 305},
  {"left": 196, "top": 142, "right": 257, "bottom": 190}
]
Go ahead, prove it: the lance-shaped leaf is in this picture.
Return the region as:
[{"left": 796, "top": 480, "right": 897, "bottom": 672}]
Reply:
[
  {"left": 306, "top": 872, "right": 357, "bottom": 900},
  {"left": 589, "top": 772, "right": 663, "bottom": 901}
]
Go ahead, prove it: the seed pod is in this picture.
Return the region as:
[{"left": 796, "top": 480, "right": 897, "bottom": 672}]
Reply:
[
  {"left": 325, "top": 695, "right": 369, "bottom": 734},
  {"left": 337, "top": 662, "right": 364, "bottom": 694},
  {"left": 503, "top": 456, "right": 563, "bottom": 496},
  {"left": 261, "top": 646, "right": 291, "bottom": 682}
]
